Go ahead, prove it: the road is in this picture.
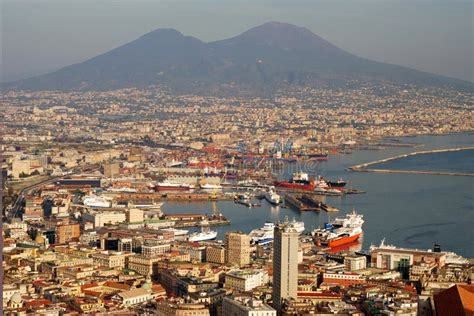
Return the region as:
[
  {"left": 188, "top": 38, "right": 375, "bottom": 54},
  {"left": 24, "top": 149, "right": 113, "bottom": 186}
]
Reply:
[{"left": 5, "top": 164, "right": 99, "bottom": 219}]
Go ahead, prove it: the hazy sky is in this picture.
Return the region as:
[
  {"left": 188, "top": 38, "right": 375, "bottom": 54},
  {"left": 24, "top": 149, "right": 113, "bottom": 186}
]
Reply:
[{"left": 1, "top": 0, "right": 473, "bottom": 83}]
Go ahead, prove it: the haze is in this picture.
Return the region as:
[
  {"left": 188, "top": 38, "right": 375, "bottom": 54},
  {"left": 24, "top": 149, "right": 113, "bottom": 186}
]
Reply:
[{"left": 1, "top": 0, "right": 473, "bottom": 83}]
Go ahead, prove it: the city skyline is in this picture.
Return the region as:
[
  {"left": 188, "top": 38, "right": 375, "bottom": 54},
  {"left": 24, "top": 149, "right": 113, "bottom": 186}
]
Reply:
[{"left": 1, "top": 1, "right": 473, "bottom": 315}]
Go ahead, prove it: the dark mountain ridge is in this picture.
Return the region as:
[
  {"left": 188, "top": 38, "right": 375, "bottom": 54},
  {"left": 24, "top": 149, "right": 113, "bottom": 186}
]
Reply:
[{"left": 4, "top": 22, "right": 473, "bottom": 94}]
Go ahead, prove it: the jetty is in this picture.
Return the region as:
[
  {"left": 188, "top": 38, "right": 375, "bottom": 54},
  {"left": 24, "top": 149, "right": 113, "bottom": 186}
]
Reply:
[{"left": 349, "top": 147, "right": 474, "bottom": 177}]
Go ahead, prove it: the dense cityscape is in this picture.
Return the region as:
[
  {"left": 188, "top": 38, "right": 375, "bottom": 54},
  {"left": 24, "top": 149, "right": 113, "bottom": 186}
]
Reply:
[{"left": 1, "top": 81, "right": 473, "bottom": 315}]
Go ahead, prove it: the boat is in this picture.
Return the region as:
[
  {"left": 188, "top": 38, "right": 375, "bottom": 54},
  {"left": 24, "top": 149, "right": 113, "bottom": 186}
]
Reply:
[
  {"left": 188, "top": 230, "right": 218, "bottom": 242},
  {"left": 274, "top": 172, "right": 315, "bottom": 191},
  {"left": 249, "top": 222, "right": 275, "bottom": 245},
  {"left": 314, "top": 187, "right": 327, "bottom": 194},
  {"left": 311, "top": 211, "right": 364, "bottom": 248},
  {"left": 188, "top": 221, "right": 218, "bottom": 242},
  {"left": 290, "top": 218, "right": 305, "bottom": 233},
  {"left": 155, "top": 180, "right": 195, "bottom": 191},
  {"left": 264, "top": 187, "right": 281, "bottom": 205},
  {"left": 326, "top": 188, "right": 343, "bottom": 196},
  {"left": 326, "top": 178, "right": 347, "bottom": 189},
  {"left": 83, "top": 195, "right": 112, "bottom": 208},
  {"left": 250, "top": 219, "right": 304, "bottom": 245}
]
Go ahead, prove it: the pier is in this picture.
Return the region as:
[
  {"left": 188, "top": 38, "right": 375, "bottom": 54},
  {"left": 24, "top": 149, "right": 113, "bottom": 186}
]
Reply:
[{"left": 349, "top": 147, "right": 474, "bottom": 177}]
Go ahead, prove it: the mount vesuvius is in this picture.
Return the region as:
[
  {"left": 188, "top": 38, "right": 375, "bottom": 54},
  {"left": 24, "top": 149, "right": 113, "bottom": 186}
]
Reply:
[{"left": 5, "top": 22, "right": 473, "bottom": 94}]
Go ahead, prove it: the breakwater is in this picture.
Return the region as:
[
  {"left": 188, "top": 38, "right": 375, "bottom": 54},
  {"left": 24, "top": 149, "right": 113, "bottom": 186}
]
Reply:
[{"left": 349, "top": 147, "right": 474, "bottom": 176}]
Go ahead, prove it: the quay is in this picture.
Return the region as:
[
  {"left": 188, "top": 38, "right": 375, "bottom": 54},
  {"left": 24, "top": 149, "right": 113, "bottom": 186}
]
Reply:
[
  {"left": 349, "top": 147, "right": 474, "bottom": 177},
  {"left": 163, "top": 213, "right": 230, "bottom": 228},
  {"left": 111, "top": 192, "right": 233, "bottom": 202}
]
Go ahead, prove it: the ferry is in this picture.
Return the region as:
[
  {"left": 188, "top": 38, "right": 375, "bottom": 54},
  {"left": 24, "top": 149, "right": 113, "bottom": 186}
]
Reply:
[
  {"left": 311, "top": 211, "right": 364, "bottom": 247},
  {"left": 264, "top": 187, "right": 281, "bottom": 205},
  {"left": 188, "top": 221, "right": 218, "bottom": 242},
  {"left": 249, "top": 222, "right": 275, "bottom": 245},
  {"left": 250, "top": 219, "right": 304, "bottom": 245},
  {"left": 290, "top": 218, "right": 305, "bottom": 233}
]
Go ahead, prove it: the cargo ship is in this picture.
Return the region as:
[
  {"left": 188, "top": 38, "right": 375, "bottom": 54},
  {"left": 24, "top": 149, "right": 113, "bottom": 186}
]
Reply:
[
  {"left": 274, "top": 172, "right": 315, "bottom": 191},
  {"left": 311, "top": 211, "right": 363, "bottom": 247}
]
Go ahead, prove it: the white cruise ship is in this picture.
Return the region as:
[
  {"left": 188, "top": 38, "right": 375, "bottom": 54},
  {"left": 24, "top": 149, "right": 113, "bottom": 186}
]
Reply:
[
  {"left": 188, "top": 221, "right": 218, "bottom": 242},
  {"left": 250, "top": 219, "right": 304, "bottom": 245},
  {"left": 290, "top": 218, "right": 305, "bottom": 234},
  {"left": 249, "top": 222, "right": 275, "bottom": 245}
]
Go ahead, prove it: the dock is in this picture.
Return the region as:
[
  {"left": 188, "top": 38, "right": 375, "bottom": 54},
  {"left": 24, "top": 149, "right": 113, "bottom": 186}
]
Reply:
[
  {"left": 284, "top": 194, "right": 318, "bottom": 211},
  {"left": 163, "top": 213, "right": 230, "bottom": 228},
  {"left": 112, "top": 192, "right": 233, "bottom": 202}
]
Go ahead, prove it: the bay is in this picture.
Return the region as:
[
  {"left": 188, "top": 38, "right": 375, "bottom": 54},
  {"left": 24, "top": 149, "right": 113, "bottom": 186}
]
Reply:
[{"left": 162, "top": 133, "right": 474, "bottom": 257}]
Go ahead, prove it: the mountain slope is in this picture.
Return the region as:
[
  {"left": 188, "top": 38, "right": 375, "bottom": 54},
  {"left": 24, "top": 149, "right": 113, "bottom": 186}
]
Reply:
[{"left": 5, "top": 22, "right": 473, "bottom": 93}]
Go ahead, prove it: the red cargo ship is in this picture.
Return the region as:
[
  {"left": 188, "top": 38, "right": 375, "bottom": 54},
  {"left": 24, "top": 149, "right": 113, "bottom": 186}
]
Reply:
[{"left": 274, "top": 172, "right": 315, "bottom": 191}]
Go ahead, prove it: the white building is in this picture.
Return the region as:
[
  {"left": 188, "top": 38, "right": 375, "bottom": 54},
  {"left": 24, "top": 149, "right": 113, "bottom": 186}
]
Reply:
[
  {"left": 83, "top": 211, "right": 126, "bottom": 228},
  {"left": 116, "top": 287, "right": 153, "bottom": 306},
  {"left": 344, "top": 255, "right": 367, "bottom": 271},
  {"left": 225, "top": 270, "right": 269, "bottom": 292},
  {"left": 222, "top": 297, "right": 276, "bottom": 316}
]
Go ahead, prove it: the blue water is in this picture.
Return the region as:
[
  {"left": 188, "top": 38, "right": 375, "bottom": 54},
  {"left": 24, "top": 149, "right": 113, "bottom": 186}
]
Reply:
[
  {"left": 162, "top": 133, "right": 474, "bottom": 257},
  {"left": 374, "top": 149, "right": 474, "bottom": 173}
]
